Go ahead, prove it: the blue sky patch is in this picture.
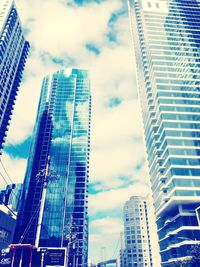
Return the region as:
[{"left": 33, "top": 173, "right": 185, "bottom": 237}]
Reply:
[
  {"left": 107, "top": 97, "right": 122, "bottom": 108},
  {"left": 106, "top": 31, "right": 117, "bottom": 43},
  {"left": 89, "top": 182, "right": 104, "bottom": 194},
  {"left": 39, "top": 51, "right": 76, "bottom": 68},
  {"left": 74, "top": 0, "right": 105, "bottom": 5},
  {"left": 4, "top": 137, "right": 31, "bottom": 159},
  {"left": 135, "top": 160, "right": 145, "bottom": 171},
  {"left": 85, "top": 43, "right": 101, "bottom": 55}
]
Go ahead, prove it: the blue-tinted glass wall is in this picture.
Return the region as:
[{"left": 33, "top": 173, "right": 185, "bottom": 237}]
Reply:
[
  {"left": 0, "top": 183, "right": 22, "bottom": 212},
  {"left": 0, "top": 0, "right": 29, "bottom": 152},
  {"left": 129, "top": 0, "right": 200, "bottom": 265},
  {"left": 15, "top": 69, "right": 91, "bottom": 267}
]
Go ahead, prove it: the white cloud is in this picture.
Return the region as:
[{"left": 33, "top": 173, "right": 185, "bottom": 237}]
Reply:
[
  {"left": 8, "top": 0, "right": 137, "bottom": 146},
  {"left": 0, "top": 153, "right": 27, "bottom": 189},
  {"left": 89, "top": 217, "right": 123, "bottom": 263},
  {"left": 16, "top": 0, "right": 122, "bottom": 57},
  {"left": 91, "top": 100, "right": 143, "bottom": 147},
  {"left": 89, "top": 99, "right": 146, "bottom": 187},
  {"left": 89, "top": 182, "right": 150, "bottom": 215},
  {"left": 91, "top": 217, "right": 123, "bottom": 235},
  {"left": 2, "top": 0, "right": 153, "bottom": 263}
]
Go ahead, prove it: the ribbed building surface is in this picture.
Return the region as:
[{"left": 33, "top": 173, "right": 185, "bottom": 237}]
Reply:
[
  {"left": 128, "top": 0, "right": 200, "bottom": 265},
  {"left": 122, "top": 196, "right": 152, "bottom": 267},
  {"left": 0, "top": 0, "right": 29, "bottom": 151},
  {"left": 14, "top": 69, "right": 91, "bottom": 267}
]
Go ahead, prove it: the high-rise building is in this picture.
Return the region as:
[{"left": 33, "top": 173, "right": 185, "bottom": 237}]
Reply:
[
  {"left": 14, "top": 69, "right": 91, "bottom": 266},
  {"left": 128, "top": 0, "right": 200, "bottom": 265},
  {"left": 123, "top": 196, "right": 152, "bottom": 267},
  {"left": 0, "top": 0, "right": 29, "bottom": 152}
]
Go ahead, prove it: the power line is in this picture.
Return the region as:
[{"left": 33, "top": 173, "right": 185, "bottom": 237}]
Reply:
[
  {"left": 0, "top": 170, "right": 10, "bottom": 186},
  {"left": 0, "top": 200, "right": 17, "bottom": 218},
  {"left": 0, "top": 158, "right": 14, "bottom": 184},
  {"left": 19, "top": 201, "right": 41, "bottom": 243},
  {"left": 0, "top": 157, "right": 21, "bottom": 202},
  {"left": 0, "top": 170, "right": 18, "bottom": 202}
]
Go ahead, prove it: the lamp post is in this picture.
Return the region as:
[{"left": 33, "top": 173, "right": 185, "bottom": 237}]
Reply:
[
  {"left": 65, "top": 222, "right": 79, "bottom": 267},
  {"left": 66, "top": 238, "right": 78, "bottom": 267},
  {"left": 35, "top": 157, "right": 60, "bottom": 248}
]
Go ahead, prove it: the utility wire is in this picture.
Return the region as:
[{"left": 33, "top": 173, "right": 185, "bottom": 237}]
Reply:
[
  {"left": 0, "top": 157, "right": 21, "bottom": 201},
  {"left": 0, "top": 170, "right": 10, "bottom": 186},
  {"left": 19, "top": 201, "right": 41, "bottom": 243},
  {"left": 0, "top": 169, "right": 18, "bottom": 210},
  {"left": 0, "top": 200, "right": 17, "bottom": 217},
  {"left": 0, "top": 158, "right": 14, "bottom": 184},
  {"left": 0, "top": 169, "right": 18, "bottom": 201}
]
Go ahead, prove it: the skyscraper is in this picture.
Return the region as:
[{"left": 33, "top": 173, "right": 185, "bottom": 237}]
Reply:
[
  {"left": 128, "top": 0, "right": 200, "bottom": 265},
  {"left": 14, "top": 69, "right": 91, "bottom": 266},
  {"left": 122, "top": 196, "right": 152, "bottom": 267},
  {"left": 0, "top": 0, "right": 29, "bottom": 151}
]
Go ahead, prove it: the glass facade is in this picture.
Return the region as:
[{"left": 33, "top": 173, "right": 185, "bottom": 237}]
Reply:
[
  {"left": 128, "top": 0, "right": 200, "bottom": 265},
  {"left": 0, "top": 210, "right": 16, "bottom": 250},
  {"left": 0, "top": 0, "right": 29, "bottom": 152},
  {"left": 123, "top": 196, "right": 152, "bottom": 267},
  {"left": 0, "top": 183, "right": 22, "bottom": 212},
  {"left": 14, "top": 69, "right": 91, "bottom": 267}
]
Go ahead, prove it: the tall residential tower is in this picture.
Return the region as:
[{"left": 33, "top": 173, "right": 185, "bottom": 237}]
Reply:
[
  {"left": 128, "top": 0, "right": 200, "bottom": 265},
  {"left": 122, "top": 196, "right": 152, "bottom": 267},
  {"left": 0, "top": 0, "right": 29, "bottom": 151},
  {"left": 14, "top": 69, "right": 91, "bottom": 266}
]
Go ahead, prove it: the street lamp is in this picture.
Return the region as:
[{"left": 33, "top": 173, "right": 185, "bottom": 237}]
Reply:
[
  {"left": 65, "top": 222, "right": 79, "bottom": 267},
  {"left": 35, "top": 157, "right": 60, "bottom": 248}
]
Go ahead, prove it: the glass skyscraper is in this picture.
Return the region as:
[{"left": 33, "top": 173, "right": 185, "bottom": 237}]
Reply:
[
  {"left": 0, "top": 0, "right": 29, "bottom": 152},
  {"left": 128, "top": 0, "right": 200, "bottom": 265},
  {"left": 14, "top": 69, "right": 91, "bottom": 266}
]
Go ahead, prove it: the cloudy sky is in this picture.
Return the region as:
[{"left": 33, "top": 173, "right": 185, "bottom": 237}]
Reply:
[{"left": 0, "top": 0, "right": 154, "bottom": 263}]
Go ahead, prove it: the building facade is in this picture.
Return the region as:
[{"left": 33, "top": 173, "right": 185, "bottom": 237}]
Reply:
[
  {"left": 0, "top": 209, "right": 16, "bottom": 250},
  {"left": 0, "top": 0, "right": 29, "bottom": 152},
  {"left": 128, "top": 0, "right": 200, "bottom": 265},
  {"left": 119, "top": 248, "right": 127, "bottom": 267},
  {"left": 14, "top": 69, "right": 91, "bottom": 266},
  {"left": 0, "top": 183, "right": 22, "bottom": 213},
  {"left": 123, "top": 196, "right": 152, "bottom": 267}
]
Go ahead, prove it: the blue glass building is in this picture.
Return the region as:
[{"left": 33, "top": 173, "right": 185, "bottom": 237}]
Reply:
[
  {"left": 0, "top": 183, "right": 22, "bottom": 213},
  {"left": 128, "top": 0, "right": 200, "bottom": 265},
  {"left": 14, "top": 69, "right": 91, "bottom": 266},
  {"left": 0, "top": 0, "right": 29, "bottom": 152}
]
